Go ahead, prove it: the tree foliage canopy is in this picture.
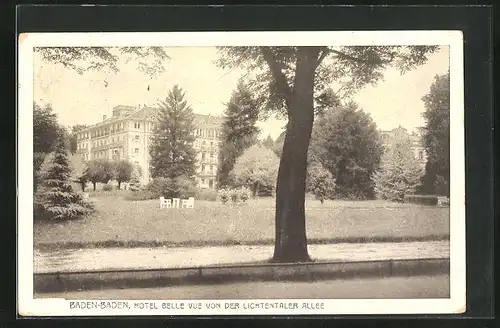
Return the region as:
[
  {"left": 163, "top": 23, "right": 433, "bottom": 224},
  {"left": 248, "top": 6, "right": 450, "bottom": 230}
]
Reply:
[
  {"left": 231, "top": 145, "right": 280, "bottom": 195},
  {"left": 421, "top": 72, "right": 450, "bottom": 196},
  {"left": 36, "top": 46, "right": 169, "bottom": 78},
  {"left": 217, "top": 79, "right": 260, "bottom": 187},
  {"left": 308, "top": 102, "right": 383, "bottom": 199},
  {"left": 372, "top": 130, "right": 424, "bottom": 202},
  {"left": 216, "top": 46, "right": 439, "bottom": 117}
]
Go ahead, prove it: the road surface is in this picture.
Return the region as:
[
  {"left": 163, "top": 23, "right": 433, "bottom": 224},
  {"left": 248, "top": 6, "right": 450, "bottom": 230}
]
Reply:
[{"left": 36, "top": 274, "right": 449, "bottom": 299}]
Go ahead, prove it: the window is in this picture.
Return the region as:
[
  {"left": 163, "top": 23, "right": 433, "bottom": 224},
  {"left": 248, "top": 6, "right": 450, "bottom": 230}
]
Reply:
[
  {"left": 210, "top": 152, "right": 214, "bottom": 159},
  {"left": 134, "top": 135, "right": 140, "bottom": 142},
  {"left": 202, "top": 164, "right": 205, "bottom": 172},
  {"left": 201, "top": 179, "right": 205, "bottom": 184},
  {"left": 202, "top": 140, "right": 206, "bottom": 146},
  {"left": 210, "top": 141, "right": 213, "bottom": 147},
  {"left": 135, "top": 148, "right": 139, "bottom": 154},
  {"left": 202, "top": 152, "right": 206, "bottom": 160},
  {"left": 210, "top": 165, "right": 214, "bottom": 172},
  {"left": 418, "top": 150, "right": 424, "bottom": 160}
]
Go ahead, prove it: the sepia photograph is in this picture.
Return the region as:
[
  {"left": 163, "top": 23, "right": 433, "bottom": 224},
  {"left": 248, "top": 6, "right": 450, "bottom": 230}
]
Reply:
[{"left": 18, "top": 31, "right": 465, "bottom": 316}]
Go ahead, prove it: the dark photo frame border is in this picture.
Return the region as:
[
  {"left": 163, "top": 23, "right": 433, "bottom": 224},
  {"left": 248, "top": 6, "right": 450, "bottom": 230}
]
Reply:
[{"left": 7, "top": 4, "right": 494, "bottom": 324}]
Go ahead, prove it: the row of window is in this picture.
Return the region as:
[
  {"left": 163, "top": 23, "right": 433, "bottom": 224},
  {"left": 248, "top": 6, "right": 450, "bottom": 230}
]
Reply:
[
  {"left": 200, "top": 152, "right": 216, "bottom": 161},
  {"left": 194, "top": 139, "right": 218, "bottom": 148},
  {"left": 195, "top": 128, "right": 221, "bottom": 139},
  {"left": 200, "top": 164, "right": 216, "bottom": 174}
]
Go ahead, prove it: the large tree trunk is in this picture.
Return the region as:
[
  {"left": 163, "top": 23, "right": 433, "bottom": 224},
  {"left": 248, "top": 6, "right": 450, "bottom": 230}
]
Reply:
[{"left": 271, "top": 47, "right": 319, "bottom": 263}]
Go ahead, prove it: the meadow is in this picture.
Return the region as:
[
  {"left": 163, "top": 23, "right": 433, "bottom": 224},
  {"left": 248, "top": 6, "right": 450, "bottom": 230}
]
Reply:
[{"left": 34, "top": 193, "right": 450, "bottom": 250}]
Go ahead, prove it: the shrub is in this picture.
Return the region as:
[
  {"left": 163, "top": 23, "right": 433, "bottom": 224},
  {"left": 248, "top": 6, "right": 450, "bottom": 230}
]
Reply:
[
  {"left": 307, "top": 163, "right": 336, "bottom": 203},
  {"left": 146, "top": 176, "right": 198, "bottom": 199},
  {"left": 123, "top": 190, "right": 157, "bottom": 201},
  {"left": 217, "top": 188, "right": 230, "bottom": 204},
  {"left": 172, "top": 176, "right": 198, "bottom": 198},
  {"left": 146, "top": 177, "right": 171, "bottom": 198},
  {"left": 230, "top": 188, "right": 239, "bottom": 203},
  {"left": 403, "top": 194, "right": 438, "bottom": 206},
  {"left": 238, "top": 186, "right": 251, "bottom": 203},
  {"left": 438, "top": 196, "right": 450, "bottom": 206},
  {"left": 102, "top": 184, "right": 113, "bottom": 191},
  {"left": 195, "top": 189, "right": 218, "bottom": 201}
]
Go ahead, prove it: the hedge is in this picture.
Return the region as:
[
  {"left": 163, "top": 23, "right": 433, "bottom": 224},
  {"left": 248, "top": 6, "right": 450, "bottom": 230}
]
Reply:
[{"left": 403, "top": 194, "right": 438, "bottom": 206}]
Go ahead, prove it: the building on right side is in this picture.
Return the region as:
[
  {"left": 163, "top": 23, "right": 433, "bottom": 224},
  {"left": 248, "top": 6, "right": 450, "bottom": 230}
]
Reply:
[{"left": 380, "top": 126, "right": 427, "bottom": 168}]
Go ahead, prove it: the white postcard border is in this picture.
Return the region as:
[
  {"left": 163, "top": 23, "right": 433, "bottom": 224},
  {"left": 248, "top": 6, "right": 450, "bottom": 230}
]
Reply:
[{"left": 18, "top": 31, "right": 465, "bottom": 316}]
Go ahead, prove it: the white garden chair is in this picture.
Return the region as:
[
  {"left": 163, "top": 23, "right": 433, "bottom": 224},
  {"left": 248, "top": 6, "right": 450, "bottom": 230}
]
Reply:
[
  {"left": 172, "top": 198, "right": 181, "bottom": 208},
  {"left": 160, "top": 197, "right": 172, "bottom": 209},
  {"left": 181, "top": 197, "right": 195, "bottom": 209}
]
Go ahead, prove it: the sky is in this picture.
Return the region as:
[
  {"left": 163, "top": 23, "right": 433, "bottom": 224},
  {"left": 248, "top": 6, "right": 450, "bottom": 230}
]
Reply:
[{"left": 34, "top": 46, "right": 449, "bottom": 140}]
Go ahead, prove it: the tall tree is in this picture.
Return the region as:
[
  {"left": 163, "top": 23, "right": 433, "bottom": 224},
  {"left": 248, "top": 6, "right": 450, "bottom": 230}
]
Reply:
[
  {"left": 217, "top": 79, "right": 260, "bottom": 187},
  {"left": 34, "top": 132, "right": 94, "bottom": 220},
  {"left": 372, "top": 131, "right": 424, "bottom": 202},
  {"left": 308, "top": 102, "right": 383, "bottom": 200},
  {"left": 231, "top": 145, "right": 280, "bottom": 197},
  {"left": 420, "top": 72, "right": 450, "bottom": 196},
  {"left": 149, "top": 85, "right": 197, "bottom": 180},
  {"left": 217, "top": 46, "right": 438, "bottom": 262}
]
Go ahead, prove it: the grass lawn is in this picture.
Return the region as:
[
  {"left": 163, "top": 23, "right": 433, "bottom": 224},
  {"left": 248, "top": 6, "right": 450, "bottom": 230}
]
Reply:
[{"left": 34, "top": 195, "right": 450, "bottom": 250}]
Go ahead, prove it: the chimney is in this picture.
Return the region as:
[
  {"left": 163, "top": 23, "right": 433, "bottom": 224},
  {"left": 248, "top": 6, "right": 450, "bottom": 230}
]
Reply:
[{"left": 103, "top": 115, "right": 107, "bottom": 121}]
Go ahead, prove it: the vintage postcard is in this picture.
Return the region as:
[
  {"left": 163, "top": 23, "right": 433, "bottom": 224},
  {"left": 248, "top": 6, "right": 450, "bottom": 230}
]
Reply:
[{"left": 18, "top": 31, "right": 465, "bottom": 316}]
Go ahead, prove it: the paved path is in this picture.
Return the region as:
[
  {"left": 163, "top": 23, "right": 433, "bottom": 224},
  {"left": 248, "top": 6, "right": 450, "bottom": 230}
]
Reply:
[
  {"left": 37, "top": 275, "right": 450, "bottom": 300},
  {"left": 34, "top": 241, "right": 449, "bottom": 274}
]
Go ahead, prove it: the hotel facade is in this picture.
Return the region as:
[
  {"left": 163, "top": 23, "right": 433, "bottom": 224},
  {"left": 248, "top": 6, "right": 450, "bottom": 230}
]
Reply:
[
  {"left": 75, "top": 105, "right": 224, "bottom": 188},
  {"left": 380, "top": 126, "right": 427, "bottom": 168}
]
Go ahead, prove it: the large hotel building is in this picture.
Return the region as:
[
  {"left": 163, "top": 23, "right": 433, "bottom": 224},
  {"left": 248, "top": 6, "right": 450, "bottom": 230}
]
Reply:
[
  {"left": 380, "top": 126, "right": 427, "bottom": 168},
  {"left": 75, "top": 105, "right": 224, "bottom": 188}
]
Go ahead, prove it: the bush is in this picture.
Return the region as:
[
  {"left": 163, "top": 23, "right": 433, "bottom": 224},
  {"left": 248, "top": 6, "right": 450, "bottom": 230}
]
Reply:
[
  {"left": 123, "top": 190, "right": 157, "bottom": 201},
  {"left": 230, "top": 188, "right": 239, "bottom": 203},
  {"left": 146, "top": 176, "right": 198, "bottom": 199},
  {"left": 403, "top": 194, "right": 438, "bottom": 206},
  {"left": 307, "top": 163, "right": 336, "bottom": 203},
  {"left": 218, "top": 188, "right": 231, "bottom": 204},
  {"left": 146, "top": 177, "right": 171, "bottom": 198},
  {"left": 102, "top": 184, "right": 113, "bottom": 191},
  {"left": 195, "top": 189, "right": 218, "bottom": 201},
  {"left": 239, "top": 187, "right": 251, "bottom": 203},
  {"left": 217, "top": 187, "right": 251, "bottom": 204}
]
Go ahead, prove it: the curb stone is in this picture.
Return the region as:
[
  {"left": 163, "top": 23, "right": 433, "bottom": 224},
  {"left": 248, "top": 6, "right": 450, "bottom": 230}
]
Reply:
[{"left": 34, "top": 258, "right": 450, "bottom": 294}]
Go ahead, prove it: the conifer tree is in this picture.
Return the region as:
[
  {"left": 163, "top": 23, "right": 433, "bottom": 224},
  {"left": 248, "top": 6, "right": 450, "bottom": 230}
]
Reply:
[
  {"left": 262, "top": 135, "right": 274, "bottom": 149},
  {"left": 217, "top": 79, "right": 260, "bottom": 187},
  {"left": 149, "top": 85, "right": 197, "bottom": 180},
  {"left": 128, "top": 164, "right": 143, "bottom": 191},
  {"left": 35, "top": 132, "right": 94, "bottom": 220},
  {"left": 372, "top": 131, "right": 424, "bottom": 202}
]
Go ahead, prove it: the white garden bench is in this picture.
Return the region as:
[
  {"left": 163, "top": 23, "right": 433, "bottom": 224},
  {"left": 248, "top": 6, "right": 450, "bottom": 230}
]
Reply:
[{"left": 159, "top": 196, "right": 194, "bottom": 209}]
